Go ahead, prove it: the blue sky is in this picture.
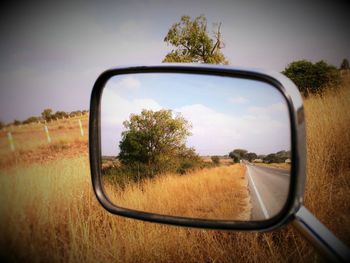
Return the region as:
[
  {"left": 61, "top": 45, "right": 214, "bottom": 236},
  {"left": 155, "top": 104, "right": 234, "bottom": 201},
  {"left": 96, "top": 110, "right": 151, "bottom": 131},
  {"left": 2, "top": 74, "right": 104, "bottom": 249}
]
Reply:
[
  {"left": 101, "top": 73, "right": 290, "bottom": 155},
  {"left": 109, "top": 73, "right": 282, "bottom": 113},
  {"left": 0, "top": 0, "right": 348, "bottom": 123}
]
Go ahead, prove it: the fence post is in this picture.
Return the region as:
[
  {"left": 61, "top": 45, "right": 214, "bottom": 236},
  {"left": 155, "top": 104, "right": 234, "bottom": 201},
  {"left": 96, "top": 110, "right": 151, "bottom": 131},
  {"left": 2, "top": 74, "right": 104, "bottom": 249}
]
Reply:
[
  {"left": 44, "top": 125, "right": 51, "bottom": 143},
  {"left": 78, "top": 119, "right": 84, "bottom": 136},
  {"left": 7, "top": 132, "right": 15, "bottom": 151}
]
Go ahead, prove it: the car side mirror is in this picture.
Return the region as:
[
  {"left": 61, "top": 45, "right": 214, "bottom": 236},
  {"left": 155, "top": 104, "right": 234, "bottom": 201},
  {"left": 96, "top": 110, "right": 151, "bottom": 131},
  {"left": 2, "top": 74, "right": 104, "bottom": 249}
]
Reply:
[{"left": 89, "top": 64, "right": 306, "bottom": 231}]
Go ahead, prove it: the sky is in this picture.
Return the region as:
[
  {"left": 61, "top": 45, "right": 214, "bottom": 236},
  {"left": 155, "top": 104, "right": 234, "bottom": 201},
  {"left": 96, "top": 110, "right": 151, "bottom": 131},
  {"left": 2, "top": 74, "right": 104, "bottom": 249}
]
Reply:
[
  {"left": 101, "top": 73, "right": 291, "bottom": 156},
  {"left": 0, "top": 0, "right": 349, "bottom": 123}
]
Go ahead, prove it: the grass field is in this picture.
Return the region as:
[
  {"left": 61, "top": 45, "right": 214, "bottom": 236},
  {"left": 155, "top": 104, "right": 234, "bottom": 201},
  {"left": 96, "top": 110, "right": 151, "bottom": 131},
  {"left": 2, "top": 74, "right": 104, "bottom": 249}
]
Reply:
[
  {"left": 104, "top": 165, "right": 251, "bottom": 220},
  {"left": 0, "top": 115, "right": 88, "bottom": 169},
  {"left": 0, "top": 77, "right": 349, "bottom": 262}
]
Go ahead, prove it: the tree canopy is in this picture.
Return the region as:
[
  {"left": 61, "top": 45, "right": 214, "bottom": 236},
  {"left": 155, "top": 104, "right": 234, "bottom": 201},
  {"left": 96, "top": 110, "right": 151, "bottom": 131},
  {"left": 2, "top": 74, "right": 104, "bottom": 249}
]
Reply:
[
  {"left": 282, "top": 60, "right": 340, "bottom": 96},
  {"left": 245, "top": 152, "right": 258, "bottom": 162},
  {"left": 163, "top": 15, "right": 228, "bottom": 64},
  {"left": 41, "top": 108, "right": 53, "bottom": 122},
  {"left": 262, "top": 150, "right": 290, "bottom": 163},
  {"left": 118, "top": 109, "right": 198, "bottom": 176},
  {"left": 229, "top": 149, "right": 248, "bottom": 163}
]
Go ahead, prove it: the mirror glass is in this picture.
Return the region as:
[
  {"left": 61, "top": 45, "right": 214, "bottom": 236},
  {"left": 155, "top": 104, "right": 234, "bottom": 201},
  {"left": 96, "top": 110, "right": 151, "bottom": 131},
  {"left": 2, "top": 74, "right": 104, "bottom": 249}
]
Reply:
[{"left": 100, "top": 73, "right": 291, "bottom": 221}]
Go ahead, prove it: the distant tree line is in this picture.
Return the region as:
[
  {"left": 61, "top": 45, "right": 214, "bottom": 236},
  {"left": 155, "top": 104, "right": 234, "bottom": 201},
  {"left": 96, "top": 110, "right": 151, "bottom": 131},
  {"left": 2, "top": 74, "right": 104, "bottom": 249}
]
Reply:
[
  {"left": 260, "top": 150, "right": 291, "bottom": 163},
  {"left": 228, "top": 149, "right": 291, "bottom": 164},
  {"left": 1, "top": 108, "right": 89, "bottom": 128},
  {"left": 40, "top": 108, "right": 88, "bottom": 122}
]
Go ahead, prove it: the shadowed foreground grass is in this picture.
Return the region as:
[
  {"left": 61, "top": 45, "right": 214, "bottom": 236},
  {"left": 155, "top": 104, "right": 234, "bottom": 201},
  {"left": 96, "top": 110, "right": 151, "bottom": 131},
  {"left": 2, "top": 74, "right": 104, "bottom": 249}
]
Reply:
[
  {"left": 0, "top": 157, "right": 286, "bottom": 263},
  {"left": 0, "top": 77, "right": 349, "bottom": 262}
]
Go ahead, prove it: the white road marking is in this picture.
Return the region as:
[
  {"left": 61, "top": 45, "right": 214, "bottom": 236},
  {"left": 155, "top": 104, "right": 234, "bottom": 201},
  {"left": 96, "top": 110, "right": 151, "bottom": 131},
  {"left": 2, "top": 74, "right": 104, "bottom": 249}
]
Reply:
[{"left": 246, "top": 165, "right": 269, "bottom": 219}]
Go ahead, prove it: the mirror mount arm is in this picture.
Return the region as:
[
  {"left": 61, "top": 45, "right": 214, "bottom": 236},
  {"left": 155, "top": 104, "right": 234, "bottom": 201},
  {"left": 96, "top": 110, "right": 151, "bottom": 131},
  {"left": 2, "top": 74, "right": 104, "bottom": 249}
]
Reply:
[{"left": 292, "top": 206, "right": 350, "bottom": 262}]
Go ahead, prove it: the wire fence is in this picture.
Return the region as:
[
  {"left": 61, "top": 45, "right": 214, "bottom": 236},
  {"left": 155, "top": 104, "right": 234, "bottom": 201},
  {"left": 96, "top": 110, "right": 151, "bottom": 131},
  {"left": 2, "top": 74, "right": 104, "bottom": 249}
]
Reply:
[{"left": 1, "top": 117, "right": 87, "bottom": 153}]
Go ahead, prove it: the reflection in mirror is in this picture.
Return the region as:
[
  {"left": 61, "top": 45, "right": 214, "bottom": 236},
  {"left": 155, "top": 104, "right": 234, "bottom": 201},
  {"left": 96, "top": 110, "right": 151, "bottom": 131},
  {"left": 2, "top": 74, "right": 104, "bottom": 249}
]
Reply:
[{"left": 100, "top": 73, "right": 291, "bottom": 221}]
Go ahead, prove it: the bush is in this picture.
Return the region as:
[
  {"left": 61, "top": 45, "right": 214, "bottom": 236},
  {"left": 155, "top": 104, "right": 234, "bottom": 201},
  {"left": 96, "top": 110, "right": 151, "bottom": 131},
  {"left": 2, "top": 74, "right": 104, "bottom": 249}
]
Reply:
[
  {"left": 13, "top": 120, "right": 22, "bottom": 126},
  {"left": 102, "top": 165, "right": 141, "bottom": 188},
  {"left": 176, "top": 160, "right": 195, "bottom": 175},
  {"left": 229, "top": 149, "right": 247, "bottom": 163},
  {"left": 263, "top": 150, "right": 290, "bottom": 163},
  {"left": 69, "top": 110, "right": 82, "bottom": 117},
  {"left": 23, "top": 116, "right": 39, "bottom": 125},
  {"left": 245, "top": 152, "right": 257, "bottom": 162},
  {"left": 41, "top": 108, "right": 53, "bottom": 122},
  {"left": 283, "top": 60, "right": 340, "bottom": 96},
  {"left": 211, "top": 156, "right": 220, "bottom": 165},
  {"left": 53, "top": 111, "right": 68, "bottom": 119}
]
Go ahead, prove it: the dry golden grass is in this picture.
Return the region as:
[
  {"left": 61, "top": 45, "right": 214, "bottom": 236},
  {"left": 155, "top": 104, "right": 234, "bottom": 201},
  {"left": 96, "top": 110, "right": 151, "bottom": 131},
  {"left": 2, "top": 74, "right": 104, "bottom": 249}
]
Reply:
[
  {"left": 302, "top": 76, "right": 350, "bottom": 244},
  {"left": 255, "top": 163, "right": 291, "bottom": 170},
  {"left": 104, "top": 165, "right": 251, "bottom": 220},
  {"left": 0, "top": 116, "right": 88, "bottom": 169},
  {"left": 0, "top": 77, "right": 349, "bottom": 262},
  {"left": 0, "top": 157, "right": 286, "bottom": 263},
  {"left": 0, "top": 115, "right": 88, "bottom": 155},
  {"left": 201, "top": 156, "right": 234, "bottom": 165}
]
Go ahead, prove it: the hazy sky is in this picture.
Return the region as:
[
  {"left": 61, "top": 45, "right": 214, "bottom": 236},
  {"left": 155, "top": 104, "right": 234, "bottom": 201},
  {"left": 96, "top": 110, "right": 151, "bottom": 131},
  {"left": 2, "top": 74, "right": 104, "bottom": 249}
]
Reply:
[
  {"left": 0, "top": 0, "right": 349, "bottom": 123},
  {"left": 101, "top": 73, "right": 290, "bottom": 155}
]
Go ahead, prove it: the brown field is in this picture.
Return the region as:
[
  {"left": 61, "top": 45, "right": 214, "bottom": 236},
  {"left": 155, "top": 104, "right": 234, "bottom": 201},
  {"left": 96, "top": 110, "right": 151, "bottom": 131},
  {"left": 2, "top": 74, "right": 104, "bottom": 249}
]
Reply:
[
  {"left": 0, "top": 115, "right": 88, "bottom": 169},
  {"left": 0, "top": 115, "right": 88, "bottom": 153},
  {"left": 0, "top": 76, "right": 349, "bottom": 262},
  {"left": 104, "top": 165, "right": 250, "bottom": 220}
]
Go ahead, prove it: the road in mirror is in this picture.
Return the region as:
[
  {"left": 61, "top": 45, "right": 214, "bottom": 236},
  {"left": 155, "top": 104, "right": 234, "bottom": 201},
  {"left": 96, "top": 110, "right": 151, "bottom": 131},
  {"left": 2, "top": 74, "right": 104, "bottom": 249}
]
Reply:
[{"left": 100, "top": 73, "right": 291, "bottom": 221}]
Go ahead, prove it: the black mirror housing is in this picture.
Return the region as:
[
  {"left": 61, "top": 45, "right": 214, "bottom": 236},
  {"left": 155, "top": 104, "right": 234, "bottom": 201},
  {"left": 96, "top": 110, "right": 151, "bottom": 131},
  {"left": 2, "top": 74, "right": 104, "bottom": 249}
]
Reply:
[{"left": 89, "top": 64, "right": 306, "bottom": 231}]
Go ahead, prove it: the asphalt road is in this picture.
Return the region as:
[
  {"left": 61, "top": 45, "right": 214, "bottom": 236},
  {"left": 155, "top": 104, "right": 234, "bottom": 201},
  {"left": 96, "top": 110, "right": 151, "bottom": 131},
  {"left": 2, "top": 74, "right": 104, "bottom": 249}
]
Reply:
[{"left": 245, "top": 163, "right": 290, "bottom": 220}]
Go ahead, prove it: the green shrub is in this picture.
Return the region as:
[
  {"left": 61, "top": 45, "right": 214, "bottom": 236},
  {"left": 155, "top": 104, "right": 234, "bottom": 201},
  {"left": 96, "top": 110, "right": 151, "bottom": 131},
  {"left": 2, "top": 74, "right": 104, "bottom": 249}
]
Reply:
[
  {"left": 23, "top": 116, "right": 39, "bottom": 125},
  {"left": 211, "top": 156, "right": 220, "bottom": 165},
  {"left": 283, "top": 60, "right": 340, "bottom": 96}
]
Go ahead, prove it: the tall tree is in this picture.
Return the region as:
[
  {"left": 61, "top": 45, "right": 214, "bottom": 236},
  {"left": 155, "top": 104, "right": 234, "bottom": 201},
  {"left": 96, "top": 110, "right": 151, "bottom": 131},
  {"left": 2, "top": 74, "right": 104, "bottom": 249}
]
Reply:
[
  {"left": 245, "top": 152, "right": 258, "bottom": 162},
  {"left": 163, "top": 15, "right": 228, "bottom": 64},
  {"left": 118, "top": 109, "right": 193, "bottom": 175},
  {"left": 41, "top": 108, "right": 53, "bottom": 122},
  {"left": 229, "top": 149, "right": 248, "bottom": 163}
]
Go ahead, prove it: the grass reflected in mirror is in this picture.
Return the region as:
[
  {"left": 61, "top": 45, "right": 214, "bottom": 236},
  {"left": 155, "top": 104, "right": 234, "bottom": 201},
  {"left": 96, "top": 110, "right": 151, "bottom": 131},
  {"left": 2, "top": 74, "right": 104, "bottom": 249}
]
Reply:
[{"left": 103, "top": 164, "right": 251, "bottom": 220}]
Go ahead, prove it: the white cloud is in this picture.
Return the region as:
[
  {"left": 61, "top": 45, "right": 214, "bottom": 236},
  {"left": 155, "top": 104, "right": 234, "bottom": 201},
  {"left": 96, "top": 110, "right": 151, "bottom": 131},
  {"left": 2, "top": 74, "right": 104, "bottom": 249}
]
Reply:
[
  {"left": 246, "top": 102, "right": 288, "bottom": 122},
  {"left": 248, "top": 102, "right": 286, "bottom": 115},
  {"left": 101, "top": 88, "right": 161, "bottom": 155},
  {"left": 101, "top": 88, "right": 161, "bottom": 125},
  {"left": 113, "top": 76, "right": 141, "bottom": 91},
  {"left": 176, "top": 103, "right": 290, "bottom": 155}
]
